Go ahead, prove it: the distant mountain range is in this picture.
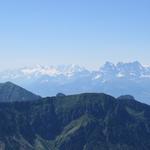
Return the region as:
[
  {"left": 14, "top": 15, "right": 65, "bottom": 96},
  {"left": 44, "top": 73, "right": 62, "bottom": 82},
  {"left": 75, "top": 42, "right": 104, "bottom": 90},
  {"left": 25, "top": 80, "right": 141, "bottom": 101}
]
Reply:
[
  {"left": 0, "top": 92, "right": 150, "bottom": 150},
  {"left": 1, "top": 61, "right": 150, "bottom": 104}
]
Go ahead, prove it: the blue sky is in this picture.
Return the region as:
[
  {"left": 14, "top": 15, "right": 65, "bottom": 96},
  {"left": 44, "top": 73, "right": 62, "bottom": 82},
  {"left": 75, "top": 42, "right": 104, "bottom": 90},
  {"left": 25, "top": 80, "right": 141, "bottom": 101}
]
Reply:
[{"left": 0, "top": 0, "right": 150, "bottom": 69}]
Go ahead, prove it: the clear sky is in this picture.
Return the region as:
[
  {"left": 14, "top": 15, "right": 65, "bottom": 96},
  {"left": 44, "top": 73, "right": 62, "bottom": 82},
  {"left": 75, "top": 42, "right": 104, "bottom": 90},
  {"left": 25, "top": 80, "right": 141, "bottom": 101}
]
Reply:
[{"left": 0, "top": 0, "right": 150, "bottom": 70}]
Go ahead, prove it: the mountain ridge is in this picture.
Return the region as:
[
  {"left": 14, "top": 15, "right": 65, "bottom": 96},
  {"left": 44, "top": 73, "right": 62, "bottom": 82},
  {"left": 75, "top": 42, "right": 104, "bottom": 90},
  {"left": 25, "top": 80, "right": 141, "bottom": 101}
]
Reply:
[
  {"left": 0, "top": 61, "right": 150, "bottom": 104},
  {"left": 0, "top": 81, "right": 41, "bottom": 102},
  {"left": 0, "top": 92, "right": 150, "bottom": 149}
]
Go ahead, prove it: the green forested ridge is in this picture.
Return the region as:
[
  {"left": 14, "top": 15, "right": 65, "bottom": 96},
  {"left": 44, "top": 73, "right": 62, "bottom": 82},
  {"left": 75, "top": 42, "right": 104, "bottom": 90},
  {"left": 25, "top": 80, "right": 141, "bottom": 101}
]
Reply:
[{"left": 0, "top": 93, "right": 149, "bottom": 150}]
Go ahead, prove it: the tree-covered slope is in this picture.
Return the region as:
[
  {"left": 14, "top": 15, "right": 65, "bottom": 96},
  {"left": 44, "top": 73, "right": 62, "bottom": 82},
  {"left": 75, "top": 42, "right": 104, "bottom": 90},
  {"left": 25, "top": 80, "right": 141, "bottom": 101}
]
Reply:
[{"left": 0, "top": 93, "right": 150, "bottom": 150}]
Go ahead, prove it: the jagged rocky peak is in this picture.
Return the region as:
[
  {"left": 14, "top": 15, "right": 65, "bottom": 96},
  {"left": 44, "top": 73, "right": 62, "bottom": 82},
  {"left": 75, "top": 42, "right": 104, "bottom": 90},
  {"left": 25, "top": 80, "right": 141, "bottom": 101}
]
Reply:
[
  {"left": 116, "top": 61, "right": 144, "bottom": 72},
  {"left": 117, "top": 61, "right": 142, "bottom": 67},
  {"left": 101, "top": 61, "right": 144, "bottom": 72},
  {"left": 101, "top": 61, "right": 116, "bottom": 70}
]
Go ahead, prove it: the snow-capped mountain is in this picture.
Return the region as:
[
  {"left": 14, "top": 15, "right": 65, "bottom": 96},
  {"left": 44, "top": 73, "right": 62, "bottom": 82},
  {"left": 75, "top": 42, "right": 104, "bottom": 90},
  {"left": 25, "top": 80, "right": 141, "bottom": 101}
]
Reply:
[
  {"left": 0, "top": 64, "right": 88, "bottom": 79},
  {"left": 1, "top": 61, "right": 150, "bottom": 104},
  {"left": 96, "top": 61, "right": 150, "bottom": 80}
]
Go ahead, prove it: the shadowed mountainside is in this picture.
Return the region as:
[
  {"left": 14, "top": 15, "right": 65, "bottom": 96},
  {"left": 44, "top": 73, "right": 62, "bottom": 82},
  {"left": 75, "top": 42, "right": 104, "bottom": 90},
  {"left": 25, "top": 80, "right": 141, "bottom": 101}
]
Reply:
[
  {"left": 0, "top": 93, "right": 149, "bottom": 149},
  {"left": 0, "top": 82, "right": 41, "bottom": 102}
]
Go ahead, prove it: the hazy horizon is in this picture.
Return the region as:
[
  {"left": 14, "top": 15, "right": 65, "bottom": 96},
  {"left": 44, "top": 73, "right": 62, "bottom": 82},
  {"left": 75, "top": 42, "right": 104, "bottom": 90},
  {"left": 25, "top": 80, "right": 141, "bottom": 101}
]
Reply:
[
  {"left": 1, "top": 0, "right": 150, "bottom": 70},
  {"left": 0, "top": 60, "right": 149, "bottom": 72}
]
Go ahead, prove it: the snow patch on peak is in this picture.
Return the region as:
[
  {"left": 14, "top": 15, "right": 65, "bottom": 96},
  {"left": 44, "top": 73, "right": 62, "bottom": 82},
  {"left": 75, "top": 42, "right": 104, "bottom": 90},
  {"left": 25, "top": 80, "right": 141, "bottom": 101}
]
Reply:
[
  {"left": 21, "top": 66, "right": 59, "bottom": 76},
  {"left": 116, "top": 72, "right": 125, "bottom": 78},
  {"left": 93, "top": 74, "right": 101, "bottom": 80},
  {"left": 20, "top": 64, "right": 88, "bottom": 77}
]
